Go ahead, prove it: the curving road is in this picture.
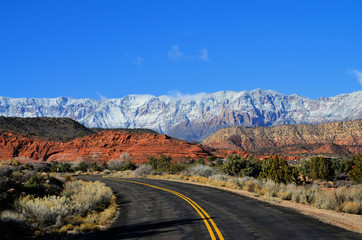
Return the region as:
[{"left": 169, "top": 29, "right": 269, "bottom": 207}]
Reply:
[{"left": 77, "top": 176, "right": 361, "bottom": 240}]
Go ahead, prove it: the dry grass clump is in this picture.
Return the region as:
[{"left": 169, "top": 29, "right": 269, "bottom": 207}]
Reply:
[
  {"left": 314, "top": 189, "right": 338, "bottom": 210},
  {"left": 65, "top": 180, "right": 113, "bottom": 213},
  {"left": 7, "top": 180, "right": 116, "bottom": 235},
  {"left": 67, "top": 195, "right": 117, "bottom": 232},
  {"left": 341, "top": 201, "right": 359, "bottom": 214},
  {"left": 263, "top": 180, "right": 280, "bottom": 197},
  {"left": 209, "top": 174, "right": 230, "bottom": 187},
  {"left": 17, "top": 195, "right": 72, "bottom": 228},
  {"left": 187, "top": 165, "right": 215, "bottom": 177},
  {"left": 108, "top": 153, "right": 132, "bottom": 170},
  {"left": 132, "top": 165, "right": 155, "bottom": 177},
  {"left": 243, "top": 179, "right": 259, "bottom": 192}
]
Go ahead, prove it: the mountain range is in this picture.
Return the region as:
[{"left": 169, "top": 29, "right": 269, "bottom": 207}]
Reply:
[{"left": 0, "top": 89, "right": 361, "bottom": 142}]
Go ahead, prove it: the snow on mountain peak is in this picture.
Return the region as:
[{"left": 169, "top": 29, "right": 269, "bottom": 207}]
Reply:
[{"left": 0, "top": 89, "right": 361, "bottom": 142}]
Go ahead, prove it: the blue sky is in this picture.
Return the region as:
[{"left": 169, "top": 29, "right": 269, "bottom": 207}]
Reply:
[{"left": 1, "top": 1, "right": 361, "bottom": 99}]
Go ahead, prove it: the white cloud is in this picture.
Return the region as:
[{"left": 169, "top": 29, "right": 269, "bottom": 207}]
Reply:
[
  {"left": 168, "top": 45, "right": 185, "bottom": 61},
  {"left": 199, "top": 48, "right": 209, "bottom": 61},
  {"left": 168, "top": 90, "right": 207, "bottom": 100},
  {"left": 354, "top": 69, "right": 362, "bottom": 85},
  {"left": 168, "top": 45, "right": 210, "bottom": 62},
  {"left": 96, "top": 92, "right": 107, "bottom": 100},
  {"left": 348, "top": 68, "right": 362, "bottom": 85},
  {"left": 132, "top": 57, "right": 144, "bottom": 66}
]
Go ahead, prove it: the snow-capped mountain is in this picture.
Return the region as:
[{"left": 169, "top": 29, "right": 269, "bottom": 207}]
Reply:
[{"left": 0, "top": 89, "right": 361, "bottom": 142}]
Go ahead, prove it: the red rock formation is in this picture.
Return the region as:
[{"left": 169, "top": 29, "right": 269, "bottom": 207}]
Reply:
[
  {"left": 0, "top": 130, "right": 210, "bottom": 163},
  {"left": 202, "top": 120, "right": 362, "bottom": 156}
]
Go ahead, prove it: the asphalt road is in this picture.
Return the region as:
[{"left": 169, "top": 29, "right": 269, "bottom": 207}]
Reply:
[{"left": 77, "top": 176, "right": 361, "bottom": 240}]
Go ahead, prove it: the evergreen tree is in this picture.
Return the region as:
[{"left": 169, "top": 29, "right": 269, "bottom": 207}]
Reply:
[
  {"left": 348, "top": 156, "right": 362, "bottom": 183},
  {"left": 309, "top": 156, "right": 334, "bottom": 180},
  {"left": 259, "top": 155, "right": 293, "bottom": 184}
]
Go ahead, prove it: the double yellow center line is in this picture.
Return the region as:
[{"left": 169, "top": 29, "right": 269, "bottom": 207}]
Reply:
[{"left": 106, "top": 178, "right": 224, "bottom": 240}]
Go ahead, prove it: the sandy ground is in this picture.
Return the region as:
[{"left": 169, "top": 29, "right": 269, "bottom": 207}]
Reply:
[{"left": 149, "top": 177, "right": 362, "bottom": 234}]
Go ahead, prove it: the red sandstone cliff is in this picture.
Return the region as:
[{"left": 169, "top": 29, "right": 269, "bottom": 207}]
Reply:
[{"left": 0, "top": 130, "right": 210, "bottom": 163}]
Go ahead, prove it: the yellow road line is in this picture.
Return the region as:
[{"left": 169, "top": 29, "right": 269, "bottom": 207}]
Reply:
[{"left": 105, "top": 178, "right": 224, "bottom": 240}]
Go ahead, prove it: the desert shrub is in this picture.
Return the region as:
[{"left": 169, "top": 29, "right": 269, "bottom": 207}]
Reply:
[
  {"left": 210, "top": 174, "right": 230, "bottom": 185},
  {"left": 243, "top": 178, "right": 259, "bottom": 192},
  {"left": 196, "top": 158, "right": 206, "bottom": 165},
  {"left": 133, "top": 164, "right": 155, "bottom": 177},
  {"left": 221, "top": 154, "right": 245, "bottom": 176},
  {"left": 341, "top": 201, "right": 359, "bottom": 214},
  {"left": 49, "top": 161, "right": 72, "bottom": 173},
  {"left": 15, "top": 180, "right": 114, "bottom": 232},
  {"left": 240, "top": 159, "right": 262, "bottom": 178},
  {"left": 215, "top": 159, "right": 224, "bottom": 167},
  {"left": 235, "top": 176, "right": 254, "bottom": 186},
  {"left": 314, "top": 190, "right": 338, "bottom": 210},
  {"left": 35, "top": 163, "right": 50, "bottom": 172},
  {"left": 41, "top": 175, "right": 64, "bottom": 196},
  {"left": 108, "top": 153, "right": 132, "bottom": 170},
  {"left": 68, "top": 180, "right": 113, "bottom": 213},
  {"left": 224, "top": 177, "right": 239, "bottom": 189},
  {"left": 147, "top": 155, "right": 171, "bottom": 170},
  {"left": 263, "top": 180, "right": 280, "bottom": 197},
  {"left": 101, "top": 162, "right": 108, "bottom": 169},
  {"left": 24, "top": 175, "right": 38, "bottom": 189},
  {"left": 206, "top": 155, "right": 217, "bottom": 162},
  {"left": 221, "top": 154, "right": 261, "bottom": 178},
  {"left": 72, "top": 161, "right": 90, "bottom": 172},
  {"left": 279, "top": 190, "right": 292, "bottom": 200},
  {"left": 17, "top": 195, "right": 72, "bottom": 227},
  {"left": 258, "top": 155, "right": 293, "bottom": 184},
  {"left": 91, "top": 163, "right": 104, "bottom": 172},
  {"left": 187, "top": 164, "right": 215, "bottom": 177},
  {"left": 147, "top": 155, "right": 186, "bottom": 173},
  {"left": 120, "top": 161, "right": 137, "bottom": 171}
]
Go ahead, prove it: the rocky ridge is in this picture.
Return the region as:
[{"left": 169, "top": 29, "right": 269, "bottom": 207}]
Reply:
[{"left": 202, "top": 120, "right": 362, "bottom": 156}]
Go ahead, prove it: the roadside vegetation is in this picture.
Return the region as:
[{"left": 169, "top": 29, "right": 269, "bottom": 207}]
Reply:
[
  {"left": 0, "top": 152, "right": 360, "bottom": 238},
  {"left": 106, "top": 153, "right": 362, "bottom": 215},
  {"left": 0, "top": 160, "right": 116, "bottom": 238}
]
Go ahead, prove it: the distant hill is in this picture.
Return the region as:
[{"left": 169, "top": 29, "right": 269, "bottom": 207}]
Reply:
[
  {"left": 0, "top": 117, "right": 95, "bottom": 141},
  {"left": 0, "top": 117, "right": 161, "bottom": 142},
  {"left": 202, "top": 120, "right": 362, "bottom": 157}
]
